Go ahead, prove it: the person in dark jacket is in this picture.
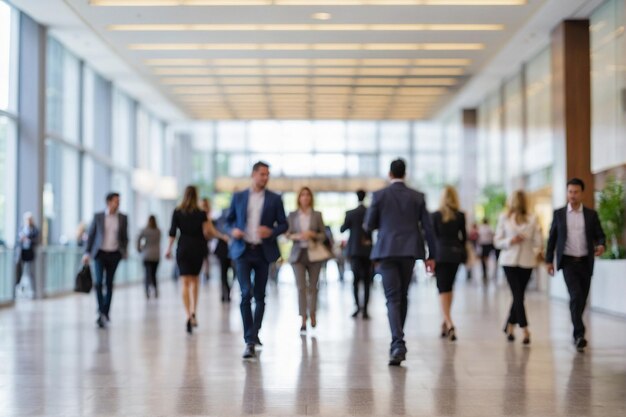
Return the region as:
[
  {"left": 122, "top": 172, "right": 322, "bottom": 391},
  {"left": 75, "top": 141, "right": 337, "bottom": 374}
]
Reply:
[
  {"left": 431, "top": 186, "right": 466, "bottom": 342},
  {"left": 15, "top": 212, "right": 40, "bottom": 297},
  {"left": 545, "top": 178, "right": 605, "bottom": 352},
  {"left": 82, "top": 193, "right": 129, "bottom": 328},
  {"left": 137, "top": 215, "right": 161, "bottom": 299},
  {"left": 364, "top": 159, "right": 437, "bottom": 366},
  {"left": 340, "top": 189, "right": 373, "bottom": 319}
]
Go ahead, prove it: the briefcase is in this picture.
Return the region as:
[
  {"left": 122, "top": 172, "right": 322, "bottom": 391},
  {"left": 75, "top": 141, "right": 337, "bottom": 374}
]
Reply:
[{"left": 74, "top": 265, "right": 93, "bottom": 293}]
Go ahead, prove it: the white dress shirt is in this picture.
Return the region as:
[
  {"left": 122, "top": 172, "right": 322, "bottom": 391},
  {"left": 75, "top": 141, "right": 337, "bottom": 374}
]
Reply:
[
  {"left": 101, "top": 210, "right": 120, "bottom": 252},
  {"left": 298, "top": 209, "right": 312, "bottom": 248},
  {"left": 245, "top": 188, "right": 265, "bottom": 244},
  {"left": 564, "top": 203, "right": 588, "bottom": 257}
]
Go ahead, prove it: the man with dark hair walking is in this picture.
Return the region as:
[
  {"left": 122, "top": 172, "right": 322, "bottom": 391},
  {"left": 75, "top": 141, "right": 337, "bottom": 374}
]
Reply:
[
  {"left": 341, "top": 189, "right": 373, "bottom": 319},
  {"left": 83, "top": 192, "right": 129, "bottom": 328},
  {"left": 546, "top": 178, "right": 605, "bottom": 352},
  {"left": 365, "top": 159, "right": 437, "bottom": 366},
  {"left": 225, "top": 162, "right": 288, "bottom": 359}
]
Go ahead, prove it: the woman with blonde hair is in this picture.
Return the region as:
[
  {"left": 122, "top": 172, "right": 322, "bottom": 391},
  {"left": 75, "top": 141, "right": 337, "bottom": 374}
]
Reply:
[
  {"left": 494, "top": 190, "right": 543, "bottom": 345},
  {"left": 165, "top": 186, "right": 227, "bottom": 334},
  {"left": 431, "top": 185, "right": 467, "bottom": 341},
  {"left": 286, "top": 187, "right": 328, "bottom": 333}
]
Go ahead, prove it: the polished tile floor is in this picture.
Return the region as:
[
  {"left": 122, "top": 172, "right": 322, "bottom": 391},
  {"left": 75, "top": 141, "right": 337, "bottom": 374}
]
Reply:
[{"left": 0, "top": 265, "right": 625, "bottom": 416}]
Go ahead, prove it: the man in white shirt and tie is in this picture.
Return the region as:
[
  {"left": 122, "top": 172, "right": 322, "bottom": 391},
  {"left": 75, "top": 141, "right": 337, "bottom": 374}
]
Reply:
[{"left": 545, "top": 178, "right": 605, "bottom": 352}]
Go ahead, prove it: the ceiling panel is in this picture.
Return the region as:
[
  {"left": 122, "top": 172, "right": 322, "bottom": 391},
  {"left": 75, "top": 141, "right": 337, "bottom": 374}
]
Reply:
[{"left": 63, "top": 0, "right": 546, "bottom": 119}]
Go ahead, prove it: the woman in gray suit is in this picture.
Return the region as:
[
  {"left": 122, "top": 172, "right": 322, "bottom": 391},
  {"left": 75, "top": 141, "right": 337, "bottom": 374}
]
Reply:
[
  {"left": 137, "top": 215, "right": 161, "bottom": 299},
  {"left": 286, "top": 187, "right": 328, "bottom": 333}
]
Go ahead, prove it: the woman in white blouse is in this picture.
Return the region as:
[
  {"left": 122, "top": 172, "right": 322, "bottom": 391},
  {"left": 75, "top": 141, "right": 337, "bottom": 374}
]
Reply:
[
  {"left": 286, "top": 187, "right": 328, "bottom": 333},
  {"left": 495, "top": 190, "right": 543, "bottom": 345}
]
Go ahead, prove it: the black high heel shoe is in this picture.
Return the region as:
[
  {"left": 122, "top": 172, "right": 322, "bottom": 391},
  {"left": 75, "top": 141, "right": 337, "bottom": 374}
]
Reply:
[
  {"left": 448, "top": 326, "right": 457, "bottom": 342},
  {"left": 186, "top": 319, "right": 193, "bottom": 334},
  {"left": 441, "top": 322, "right": 448, "bottom": 338},
  {"left": 503, "top": 325, "right": 515, "bottom": 342}
]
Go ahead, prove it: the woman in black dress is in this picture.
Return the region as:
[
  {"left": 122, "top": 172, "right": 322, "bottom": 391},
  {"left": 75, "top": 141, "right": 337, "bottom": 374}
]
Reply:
[
  {"left": 432, "top": 185, "right": 467, "bottom": 342},
  {"left": 165, "top": 186, "right": 225, "bottom": 334}
]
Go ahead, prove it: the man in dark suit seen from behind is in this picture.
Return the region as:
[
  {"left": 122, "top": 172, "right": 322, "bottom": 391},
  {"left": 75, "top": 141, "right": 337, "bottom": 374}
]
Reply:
[
  {"left": 340, "top": 189, "right": 373, "bottom": 319},
  {"left": 545, "top": 178, "right": 605, "bottom": 353},
  {"left": 364, "top": 159, "right": 437, "bottom": 366},
  {"left": 82, "top": 192, "right": 129, "bottom": 328}
]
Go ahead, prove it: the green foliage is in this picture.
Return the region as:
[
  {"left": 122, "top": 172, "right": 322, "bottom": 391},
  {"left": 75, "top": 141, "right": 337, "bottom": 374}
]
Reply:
[
  {"left": 480, "top": 186, "right": 507, "bottom": 227},
  {"left": 597, "top": 177, "right": 626, "bottom": 259}
]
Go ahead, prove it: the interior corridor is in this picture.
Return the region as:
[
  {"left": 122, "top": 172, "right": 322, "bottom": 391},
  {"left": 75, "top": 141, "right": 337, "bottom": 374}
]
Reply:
[{"left": 0, "top": 268, "right": 624, "bottom": 417}]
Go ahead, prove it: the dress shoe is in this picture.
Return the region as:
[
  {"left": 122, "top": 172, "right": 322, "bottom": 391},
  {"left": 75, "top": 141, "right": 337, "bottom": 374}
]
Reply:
[
  {"left": 351, "top": 308, "right": 360, "bottom": 318},
  {"left": 388, "top": 349, "right": 406, "bottom": 366},
  {"left": 104, "top": 313, "right": 110, "bottom": 322},
  {"left": 186, "top": 319, "right": 193, "bottom": 334},
  {"left": 254, "top": 338, "right": 263, "bottom": 347},
  {"left": 242, "top": 344, "right": 256, "bottom": 359},
  {"left": 575, "top": 337, "right": 587, "bottom": 352},
  {"left": 362, "top": 311, "right": 370, "bottom": 320},
  {"left": 300, "top": 325, "right": 306, "bottom": 334},
  {"left": 96, "top": 315, "right": 106, "bottom": 328}
]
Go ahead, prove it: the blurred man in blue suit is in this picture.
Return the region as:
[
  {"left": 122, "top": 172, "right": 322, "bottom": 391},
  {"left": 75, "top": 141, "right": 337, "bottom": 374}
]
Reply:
[
  {"left": 226, "top": 161, "right": 288, "bottom": 359},
  {"left": 365, "top": 159, "right": 437, "bottom": 366}
]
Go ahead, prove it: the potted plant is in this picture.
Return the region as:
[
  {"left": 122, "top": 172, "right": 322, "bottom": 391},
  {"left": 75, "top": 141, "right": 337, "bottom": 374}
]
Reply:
[{"left": 597, "top": 177, "right": 625, "bottom": 259}]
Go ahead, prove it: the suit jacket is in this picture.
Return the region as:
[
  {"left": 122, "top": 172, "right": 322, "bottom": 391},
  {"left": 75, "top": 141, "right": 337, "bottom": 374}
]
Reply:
[
  {"left": 431, "top": 210, "right": 466, "bottom": 264},
  {"left": 85, "top": 212, "right": 129, "bottom": 258},
  {"left": 286, "top": 210, "right": 326, "bottom": 263},
  {"left": 225, "top": 189, "right": 288, "bottom": 262},
  {"left": 494, "top": 213, "right": 542, "bottom": 268},
  {"left": 340, "top": 204, "right": 372, "bottom": 258},
  {"left": 364, "top": 182, "right": 437, "bottom": 261},
  {"left": 545, "top": 206, "right": 606, "bottom": 272}
]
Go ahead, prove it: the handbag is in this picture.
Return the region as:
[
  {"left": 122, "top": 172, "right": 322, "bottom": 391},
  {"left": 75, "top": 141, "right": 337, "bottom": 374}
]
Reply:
[
  {"left": 74, "top": 265, "right": 93, "bottom": 294},
  {"left": 308, "top": 241, "right": 333, "bottom": 262}
]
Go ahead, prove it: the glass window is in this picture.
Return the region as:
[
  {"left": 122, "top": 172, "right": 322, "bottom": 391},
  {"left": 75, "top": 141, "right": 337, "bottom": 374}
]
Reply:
[
  {"left": 283, "top": 121, "right": 314, "bottom": 152},
  {"left": 314, "top": 154, "right": 346, "bottom": 176},
  {"left": 414, "top": 122, "right": 442, "bottom": 152},
  {"left": 524, "top": 47, "right": 553, "bottom": 174},
  {"left": 590, "top": 0, "right": 626, "bottom": 172},
  {"left": 380, "top": 122, "right": 410, "bottom": 153},
  {"left": 0, "top": 115, "right": 17, "bottom": 245},
  {"left": 150, "top": 119, "right": 164, "bottom": 174},
  {"left": 216, "top": 122, "right": 247, "bottom": 152},
  {"left": 136, "top": 107, "right": 151, "bottom": 169},
  {"left": 249, "top": 121, "right": 283, "bottom": 152},
  {"left": 347, "top": 122, "right": 377, "bottom": 152},
  {"left": 314, "top": 121, "right": 345, "bottom": 152},
  {"left": 112, "top": 89, "right": 133, "bottom": 168},
  {"left": 503, "top": 75, "right": 524, "bottom": 182},
  {"left": 46, "top": 37, "right": 80, "bottom": 142},
  {"left": 0, "top": 1, "right": 17, "bottom": 112},
  {"left": 44, "top": 141, "right": 80, "bottom": 245}
]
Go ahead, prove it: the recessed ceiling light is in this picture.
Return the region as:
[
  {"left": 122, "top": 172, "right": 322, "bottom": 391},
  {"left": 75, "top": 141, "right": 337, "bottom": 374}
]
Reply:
[{"left": 311, "top": 12, "right": 332, "bottom": 21}]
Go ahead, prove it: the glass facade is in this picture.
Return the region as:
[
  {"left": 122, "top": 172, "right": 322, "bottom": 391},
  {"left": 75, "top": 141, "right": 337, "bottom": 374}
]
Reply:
[
  {"left": 591, "top": 0, "right": 626, "bottom": 173},
  {"left": 182, "top": 120, "right": 453, "bottom": 211}
]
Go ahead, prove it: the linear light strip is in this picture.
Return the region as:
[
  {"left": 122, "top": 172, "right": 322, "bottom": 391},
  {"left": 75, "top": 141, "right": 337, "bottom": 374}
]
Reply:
[
  {"left": 92, "top": 1, "right": 526, "bottom": 6},
  {"left": 129, "top": 42, "right": 484, "bottom": 51},
  {"left": 109, "top": 23, "right": 503, "bottom": 31},
  {"left": 154, "top": 67, "right": 464, "bottom": 75},
  {"left": 144, "top": 58, "right": 472, "bottom": 66}
]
